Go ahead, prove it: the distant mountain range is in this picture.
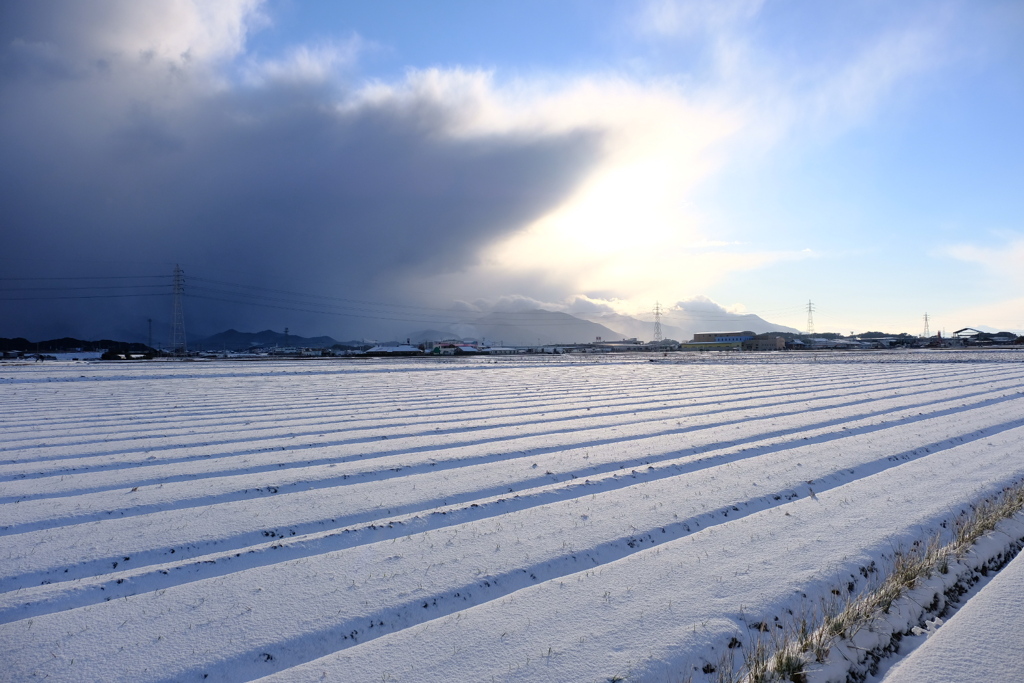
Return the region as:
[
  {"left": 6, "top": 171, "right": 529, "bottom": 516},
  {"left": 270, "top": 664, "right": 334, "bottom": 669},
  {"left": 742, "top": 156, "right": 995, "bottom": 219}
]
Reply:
[
  {"left": 575, "top": 310, "right": 800, "bottom": 342},
  {"left": 192, "top": 308, "right": 802, "bottom": 350},
  {"left": 408, "top": 310, "right": 625, "bottom": 347},
  {"left": 190, "top": 329, "right": 360, "bottom": 351},
  {"left": 0, "top": 337, "right": 154, "bottom": 353}
]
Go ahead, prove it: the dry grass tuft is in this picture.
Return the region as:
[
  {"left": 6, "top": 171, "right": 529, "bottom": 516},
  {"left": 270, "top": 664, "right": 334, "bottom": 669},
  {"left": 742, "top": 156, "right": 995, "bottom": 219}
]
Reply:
[{"left": 708, "top": 479, "right": 1024, "bottom": 683}]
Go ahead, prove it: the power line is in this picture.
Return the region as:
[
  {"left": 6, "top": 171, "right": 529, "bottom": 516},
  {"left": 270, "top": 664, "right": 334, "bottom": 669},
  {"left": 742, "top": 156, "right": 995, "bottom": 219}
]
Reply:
[
  {"left": 188, "top": 282, "right": 647, "bottom": 328},
  {"left": 189, "top": 277, "right": 467, "bottom": 315},
  {"left": 0, "top": 275, "right": 166, "bottom": 281},
  {"left": 185, "top": 291, "right": 620, "bottom": 328},
  {"left": 0, "top": 292, "right": 170, "bottom": 301},
  {"left": 2, "top": 267, "right": 811, "bottom": 334},
  {"left": 0, "top": 284, "right": 171, "bottom": 292}
]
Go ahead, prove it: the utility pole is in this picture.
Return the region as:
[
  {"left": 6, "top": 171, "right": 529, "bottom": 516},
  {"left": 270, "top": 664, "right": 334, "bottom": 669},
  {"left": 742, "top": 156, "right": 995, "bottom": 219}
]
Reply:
[
  {"left": 170, "top": 264, "right": 187, "bottom": 355},
  {"left": 653, "top": 302, "right": 663, "bottom": 342},
  {"left": 806, "top": 300, "right": 815, "bottom": 336},
  {"left": 923, "top": 313, "right": 930, "bottom": 338}
]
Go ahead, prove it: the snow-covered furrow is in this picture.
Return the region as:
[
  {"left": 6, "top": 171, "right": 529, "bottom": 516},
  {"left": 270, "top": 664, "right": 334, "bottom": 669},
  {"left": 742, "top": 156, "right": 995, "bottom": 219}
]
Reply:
[
  {"left": 1, "top": 382, "right": 1012, "bottom": 515},
  {"left": 1, "top": 367, "right": 1017, "bottom": 502},
  {"left": 3, "top": 381, "right": 1021, "bottom": 539},
  {"left": 0, "top": 361, "right": 781, "bottom": 424},
  {"left": 4, "top": 411, "right": 1024, "bottom": 682},
  {"left": 0, "top": 362, "right": 995, "bottom": 458},
  {"left": 3, "top": 388, "right": 1022, "bottom": 613},
  {"left": 5, "top": 414, "right": 1024, "bottom": 628},
  {"left": 0, "top": 362, "right": 923, "bottom": 455},
  {"left": 0, "top": 361, "right": 996, "bottom": 451},
  {"left": 251, "top": 442, "right": 1024, "bottom": 683}
]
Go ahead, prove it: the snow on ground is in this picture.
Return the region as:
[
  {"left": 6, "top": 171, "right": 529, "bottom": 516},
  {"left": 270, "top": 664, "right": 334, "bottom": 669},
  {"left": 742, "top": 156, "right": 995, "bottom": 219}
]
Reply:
[
  {"left": 881, "top": 545, "right": 1024, "bottom": 683},
  {"left": 1, "top": 351, "right": 1023, "bottom": 681}
]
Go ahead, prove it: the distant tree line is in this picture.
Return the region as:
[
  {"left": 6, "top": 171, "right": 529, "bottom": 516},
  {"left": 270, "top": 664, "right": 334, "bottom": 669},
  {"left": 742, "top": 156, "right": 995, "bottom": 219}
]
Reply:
[{"left": 0, "top": 337, "right": 156, "bottom": 354}]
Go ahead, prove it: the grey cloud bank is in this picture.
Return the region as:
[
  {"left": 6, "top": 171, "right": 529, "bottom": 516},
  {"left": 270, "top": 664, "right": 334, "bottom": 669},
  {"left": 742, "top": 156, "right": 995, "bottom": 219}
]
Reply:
[{"left": 0, "top": 3, "right": 603, "bottom": 341}]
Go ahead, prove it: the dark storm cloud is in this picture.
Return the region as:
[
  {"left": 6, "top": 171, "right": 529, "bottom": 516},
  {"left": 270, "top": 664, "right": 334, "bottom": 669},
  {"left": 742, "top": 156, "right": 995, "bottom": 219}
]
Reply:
[{"left": 0, "top": 5, "right": 604, "bottom": 342}]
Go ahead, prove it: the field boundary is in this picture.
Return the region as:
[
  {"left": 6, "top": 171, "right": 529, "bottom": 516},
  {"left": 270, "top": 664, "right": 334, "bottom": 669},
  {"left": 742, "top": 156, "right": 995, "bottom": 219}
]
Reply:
[{"left": 714, "top": 479, "right": 1024, "bottom": 683}]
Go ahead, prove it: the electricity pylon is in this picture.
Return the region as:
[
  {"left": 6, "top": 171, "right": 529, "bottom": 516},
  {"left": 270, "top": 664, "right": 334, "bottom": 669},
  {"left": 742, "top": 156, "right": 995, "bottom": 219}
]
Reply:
[{"left": 170, "top": 264, "right": 187, "bottom": 355}]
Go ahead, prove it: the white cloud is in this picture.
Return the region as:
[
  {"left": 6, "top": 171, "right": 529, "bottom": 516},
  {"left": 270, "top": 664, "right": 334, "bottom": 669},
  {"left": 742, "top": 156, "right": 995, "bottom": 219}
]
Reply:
[
  {"left": 243, "top": 35, "right": 370, "bottom": 85},
  {"left": 460, "top": 294, "right": 617, "bottom": 316},
  {"left": 376, "top": 6, "right": 952, "bottom": 317},
  {"left": 43, "top": 0, "right": 266, "bottom": 68},
  {"left": 797, "top": 24, "right": 944, "bottom": 133},
  {"left": 637, "top": 0, "right": 763, "bottom": 38},
  {"left": 564, "top": 296, "right": 619, "bottom": 316},
  {"left": 369, "top": 38, "right": 928, "bottom": 316},
  {"left": 476, "top": 295, "right": 553, "bottom": 314},
  {"left": 670, "top": 295, "right": 730, "bottom": 314},
  {"left": 943, "top": 233, "right": 1024, "bottom": 287}
]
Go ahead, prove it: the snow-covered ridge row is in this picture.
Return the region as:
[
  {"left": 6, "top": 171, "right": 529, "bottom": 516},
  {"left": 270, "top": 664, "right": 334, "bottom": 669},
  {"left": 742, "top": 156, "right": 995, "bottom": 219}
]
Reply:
[
  {"left": 2, "top": 384, "right": 1022, "bottom": 591},
  {"left": 2, "top": 363, "right": 1016, "bottom": 495},
  {"left": 0, "top": 361, "right": 966, "bottom": 447},
  {"left": 2, "top": 367, "right": 1020, "bottom": 555},
  {"left": 2, "top": 352, "right": 1024, "bottom": 682},
  {"left": 2, "top": 369, "right": 1016, "bottom": 500}
]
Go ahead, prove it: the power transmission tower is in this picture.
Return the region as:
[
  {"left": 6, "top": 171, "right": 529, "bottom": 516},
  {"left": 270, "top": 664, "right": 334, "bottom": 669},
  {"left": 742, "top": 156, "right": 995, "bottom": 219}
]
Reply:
[
  {"left": 806, "top": 300, "right": 815, "bottom": 336},
  {"left": 170, "top": 264, "right": 187, "bottom": 355},
  {"left": 653, "top": 301, "right": 663, "bottom": 342},
  {"left": 923, "top": 313, "right": 930, "bottom": 338}
]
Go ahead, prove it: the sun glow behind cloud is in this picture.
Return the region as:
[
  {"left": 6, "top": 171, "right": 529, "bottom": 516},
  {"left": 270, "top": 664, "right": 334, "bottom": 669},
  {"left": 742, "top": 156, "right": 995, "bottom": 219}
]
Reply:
[
  {"left": 368, "top": 57, "right": 852, "bottom": 316},
  {"left": 331, "top": 0, "right": 964, "bottom": 322},
  {"left": 340, "top": 67, "right": 799, "bottom": 313},
  {"left": 476, "top": 78, "right": 747, "bottom": 301}
]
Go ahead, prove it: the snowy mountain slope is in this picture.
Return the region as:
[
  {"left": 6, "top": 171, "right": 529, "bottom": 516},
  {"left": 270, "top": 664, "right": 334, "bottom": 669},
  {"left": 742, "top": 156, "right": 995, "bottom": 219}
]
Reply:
[
  {"left": 189, "top": 329, "right": 342, "bottom": 350},
  {"left": 422, "top": 308, "right": 627, "bottom": 345}
]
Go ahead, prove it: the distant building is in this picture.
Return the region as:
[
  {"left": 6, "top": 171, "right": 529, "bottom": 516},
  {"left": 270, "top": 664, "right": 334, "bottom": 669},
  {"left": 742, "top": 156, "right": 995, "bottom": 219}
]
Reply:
[
  {"left": 692, "top": 331, "right": 756, "bottom": 343},
  {"left": 953, "top": 328, "right": 1020, "bottom": 346},
  {"left": 742, "top": 335, "right": 786, "bottom": 351},
  {"left": 680, "top": 330, "right": 756, "bottom": 351}
]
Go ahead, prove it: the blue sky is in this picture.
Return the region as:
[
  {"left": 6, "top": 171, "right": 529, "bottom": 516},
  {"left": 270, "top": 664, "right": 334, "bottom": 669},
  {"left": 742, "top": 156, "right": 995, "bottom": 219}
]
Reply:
[{"left": 2, "top": 0, "right": 1022, "bottom": 339}]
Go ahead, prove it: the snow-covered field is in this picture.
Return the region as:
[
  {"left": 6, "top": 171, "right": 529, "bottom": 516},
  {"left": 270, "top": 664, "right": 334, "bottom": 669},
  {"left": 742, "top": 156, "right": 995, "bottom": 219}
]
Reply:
[{"left": 2, "top": 350, "right": 1023, "bottom": 682}]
